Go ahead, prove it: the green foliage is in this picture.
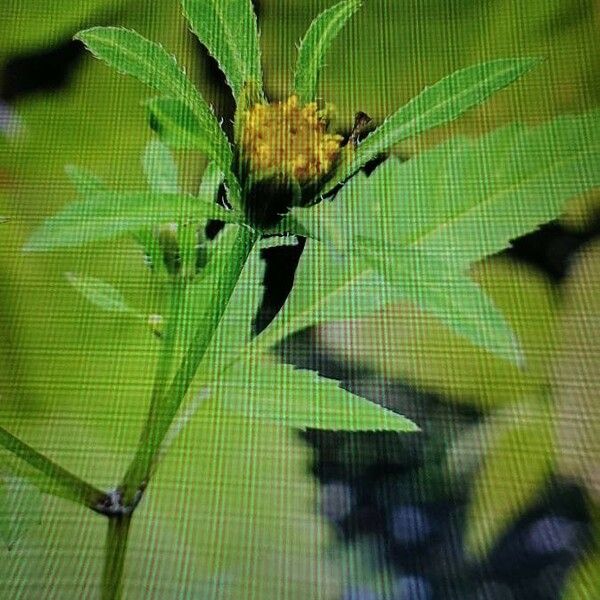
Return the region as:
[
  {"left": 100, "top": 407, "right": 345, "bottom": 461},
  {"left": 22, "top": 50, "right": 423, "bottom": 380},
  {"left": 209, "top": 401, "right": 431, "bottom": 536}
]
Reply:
[
  {"left": 4, "top": 0, "right": 600, "bottom": 597},
  {"left": 75, "top": 27, "right": 235, "bottom": 185},
  {"left": 181, "top": 0, "right": 264, "bottom": 104},
  {"left": 463, "top": 401, "right": 555, "bottom": 558},
  {"left": 23, "top": 190, "right": 238, "bottom": 251},
  {"left": 297, "top": 111, "right": 600, "bottom": 361},
  {"left": 321, "top": 258, "right": 559, "bottom": 409},
  {"left": 214, "top": 359, "right": 418, "bottom": 431},
  {"left": 323, "top": 58, "right": 541, "bottom": 192},
  {"left": 293, "top": 0, "right": 362, "bottom": 104},
  {"left": 554, "top": 242, "right": 600, "bottom": 504}
]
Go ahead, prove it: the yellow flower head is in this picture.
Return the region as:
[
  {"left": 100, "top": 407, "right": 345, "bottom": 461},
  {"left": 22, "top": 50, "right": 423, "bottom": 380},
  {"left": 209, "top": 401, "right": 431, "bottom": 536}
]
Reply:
[{"left": 240, "top": 96, "right": 344, "bottom": 184}]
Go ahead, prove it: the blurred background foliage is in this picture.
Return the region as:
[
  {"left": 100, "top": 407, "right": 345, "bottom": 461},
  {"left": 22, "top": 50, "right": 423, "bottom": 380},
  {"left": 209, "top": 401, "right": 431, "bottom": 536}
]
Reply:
[{"left": 0, "top": 0, "right": 599, "bottom": 598}]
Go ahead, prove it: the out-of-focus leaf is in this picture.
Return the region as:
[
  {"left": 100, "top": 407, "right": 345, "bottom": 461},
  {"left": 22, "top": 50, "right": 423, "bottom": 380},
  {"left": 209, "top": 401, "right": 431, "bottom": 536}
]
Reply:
[
  {"left": 293, "top": 0, "right": 362, "bottom": 104},
  {"left": 64, "top": 165, "right": 108, "bottom": 195},
  {"left": 181, "top": 0, "right": 264, "bottom": 104},
  {"left": 554, "top": 241, "right": 600, "bottom": 503},
  {"left": 142, "top": 139, "right": 180, "bottom": 194},
  {"left": 464, "top": 401, "right": 555, "bottom": 558},
  {"left": 323, "top": 58, "right": 541, "bottom": 192},
  {"left": 214, "top": 358, "right": 417, "bottom": 432},
  {"left": 23, "top": 191, "right": 238, "bottom": 251},
  {"left": 65, "top": 272, "right": 136, "bottom": 314}
]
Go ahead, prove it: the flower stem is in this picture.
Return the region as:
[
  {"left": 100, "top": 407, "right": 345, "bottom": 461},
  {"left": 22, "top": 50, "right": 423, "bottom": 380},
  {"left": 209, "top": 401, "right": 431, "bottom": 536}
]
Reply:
[
  {"left": 101, "top": 516, "right": 132, "bottom": 600},
  {"left": 120, "top": 224, "right": 258, "bottom": 505}
]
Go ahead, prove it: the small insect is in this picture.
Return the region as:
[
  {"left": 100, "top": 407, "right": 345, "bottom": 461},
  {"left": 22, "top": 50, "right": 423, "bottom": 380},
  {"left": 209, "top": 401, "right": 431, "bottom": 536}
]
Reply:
[{"left": 348, "top": 111, "right": 374, "bottom": 147}]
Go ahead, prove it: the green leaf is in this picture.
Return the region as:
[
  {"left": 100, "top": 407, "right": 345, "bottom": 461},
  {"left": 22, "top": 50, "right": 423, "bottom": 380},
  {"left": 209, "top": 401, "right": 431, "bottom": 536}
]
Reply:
[
  {"left": 297, "top": 112, "right": 600, "bottom": 360},
  {"left": 197, "top": 161, "right": 223, "bottom": 202},
  {"left": 320, "top": 258, "right": 559, "bottom": 410},
  {"left": 214, "top": 358, "right": 418, "bottom": 432},
  {"left": 464, "top": 402, "right": 555, "bottom": 558},
  {"left": 75, "top": 27, "right": 197, "bottom": 105},
  {"left": 65, "top": 272, "right": 136, "bottom": 315},
  {"left": 181, "top": 0, "right": 264, "bottom": 104},
  {"left": 323, "top": 58, "right": 541, "bottom": 192},
  {"left": 142, "top": 139, "right": 180, "bottom": 194},
  {"left": 23, "top": 191, "right": 239, "bottom": 252},
  {"left": 253, "top": 239, "right": 389, "bottom": 353},
  {"left": 147, "top": 97, "right": 241, "bottom": 207},
  {"left": 294, "top": 0, "right": 362, "bottom": 104},
  {"left": 75, "top": 27, "right": 235, "bottom": 182}
]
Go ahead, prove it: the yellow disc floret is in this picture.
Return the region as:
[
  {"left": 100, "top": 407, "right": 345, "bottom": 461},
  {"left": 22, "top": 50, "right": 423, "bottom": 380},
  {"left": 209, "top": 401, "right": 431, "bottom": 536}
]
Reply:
[{"left": 240, "top": 96, "right": 343, "bottom": 183}]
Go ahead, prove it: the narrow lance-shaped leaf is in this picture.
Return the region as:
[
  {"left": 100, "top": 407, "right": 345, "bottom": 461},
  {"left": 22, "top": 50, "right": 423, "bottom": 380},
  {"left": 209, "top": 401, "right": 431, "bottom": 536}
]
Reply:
[
  {"left": 23, "top": 191, "right": 240, "bottom": 252},
  {"left": 323, "top": 58, "right": 541, "bottom": 192},
  {"left": 181, "top": 0, "right": 264, "bottom": 104},
  {"left": 75, "top": 27, "right": 236, "bottom": 193},
  {"left": 147, "top": 97, "right": 241, "bottom": 207},
  {"left": 294, "top": 0, "right": 362, "bottom": 104},
  {"left": 215, "top": 358, "right": 418, "bottom": 432}
]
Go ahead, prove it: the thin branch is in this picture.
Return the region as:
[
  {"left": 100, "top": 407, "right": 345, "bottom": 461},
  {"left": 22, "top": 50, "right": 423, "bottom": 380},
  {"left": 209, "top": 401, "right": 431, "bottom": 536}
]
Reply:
[{"left": 0, "top": 423, "right": 105, "bottom": 510}]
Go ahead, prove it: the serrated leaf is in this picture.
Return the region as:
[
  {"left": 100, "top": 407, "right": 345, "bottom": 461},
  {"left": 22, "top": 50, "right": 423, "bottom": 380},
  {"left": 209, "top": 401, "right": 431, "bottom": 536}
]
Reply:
[
  {"left": 75, "top": 26, "right": 198, "bottom": 105},
  {"left": 294, "top": 0, "right": 362, "bottom": 104},
  {"left": 253, "top": 239, "right": 390, "bottom": 352},
  {"left": 464, "top": 402, "right": 555, "bottom": 558},
  {"left": 147, "top": 97, "right": 241, "bottom": 207},
  {"left": 181, "top": 0, "right": 264, "bottom": 104},
  {"left": 65, "top": 272, "right": 135, "bottom": 315},
  {"left": 296, "top": 112, "right": 600, "bottom": 360},
  {"left": 320, "top": 258, "right": 559, "bottom": 410},
  {"left": 75, "top": 27, "right": 235, "bottom": 184},
  {"left": 142, "top": 139, "right": 180, "bottom": 194},
  {"left": 214, "top": 358, "right": 417, "bottom": 432},
  {"left": 323, "top": 58, "right": 541, "bottom": 192},
  {"left": 23, "top": 191, "right": 239, "bottom": 252}
]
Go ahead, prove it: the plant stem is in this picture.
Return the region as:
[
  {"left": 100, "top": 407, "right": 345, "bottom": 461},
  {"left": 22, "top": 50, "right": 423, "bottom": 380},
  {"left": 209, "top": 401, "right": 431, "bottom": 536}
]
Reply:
[
  {"left": 101, "top": 516, "right": 132, "bottom": 600},
  {"left": 0, "top": 423, "right": 105, "bottom": 509},
  {"left": 120, "top": 224, "right": 258, "bottom": 504}
]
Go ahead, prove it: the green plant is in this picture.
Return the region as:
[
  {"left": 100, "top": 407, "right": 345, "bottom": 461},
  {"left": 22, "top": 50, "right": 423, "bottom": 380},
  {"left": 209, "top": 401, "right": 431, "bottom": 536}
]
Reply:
[{"left": 1, "top": 0, "right": 599, "bottom": 598}]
